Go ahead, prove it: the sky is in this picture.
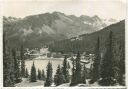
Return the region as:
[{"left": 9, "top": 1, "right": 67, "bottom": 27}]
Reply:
[{"left": 2, "top": 0, "right": 127, "bottom": 20}]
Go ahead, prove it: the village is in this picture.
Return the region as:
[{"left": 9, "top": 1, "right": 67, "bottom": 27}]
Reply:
[
  {"left": 24, "top": 46, "right": 94, "bottom": 61},
  {"left": 24, "top": 46, "right": 94, "bottom": 59}
]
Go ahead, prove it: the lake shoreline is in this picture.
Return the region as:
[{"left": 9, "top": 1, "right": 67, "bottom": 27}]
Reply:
[{"left": 25, "top": 57, "right": 64, "bottom": 61}]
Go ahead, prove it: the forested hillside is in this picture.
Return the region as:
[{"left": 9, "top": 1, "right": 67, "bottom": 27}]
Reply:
[{"left": 49, "top": 20, "right": 125, "bottom": 54}]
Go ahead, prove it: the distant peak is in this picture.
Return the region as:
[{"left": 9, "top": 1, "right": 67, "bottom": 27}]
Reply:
[
  {"left": 92, "top": 15, "right": 102, "bottom": 21},
  {"left": 79, "top": 15, "right": 91, "bottom": 19},
  {"left": 108, "top": 18, "right": 117, "bottom": 22},
  {"left": 80, "top": 15, "right": 90, "bottom": 18},
  {"left": 92, "top": 15, "right": 100, "bottom": 19},
  {"left": 52, "top": 11, "right": 65, "bottom": 15}
]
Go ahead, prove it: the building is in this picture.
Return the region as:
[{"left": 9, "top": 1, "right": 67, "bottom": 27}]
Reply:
[{"left": 40, "top": 47, "right": 50, "bottom": 58}]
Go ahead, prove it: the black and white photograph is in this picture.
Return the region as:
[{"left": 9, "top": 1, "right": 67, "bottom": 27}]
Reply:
[{"left": 2, "top": 0, "right": 126, "bottom": 87}]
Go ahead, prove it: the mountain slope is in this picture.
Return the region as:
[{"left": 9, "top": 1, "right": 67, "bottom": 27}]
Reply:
[
  {"left": 3, "top": 12, "right": 117, "bottom": 48},
  {"left": 49, "top": 20, "right": 125, "bottom": 53}
]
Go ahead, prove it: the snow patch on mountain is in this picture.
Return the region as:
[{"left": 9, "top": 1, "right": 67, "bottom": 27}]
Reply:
[
  {"left": 83, "top": 21, "right": 92, "bottom": 25},
  {"left": 23, "top": 27, "right": 33, "bottom": 36},
  {"left": 103, "top": 18, "right": 117, "bottom": 26},
  {"left": 41, "top": 24, "right": 55, "bottom": 34}
]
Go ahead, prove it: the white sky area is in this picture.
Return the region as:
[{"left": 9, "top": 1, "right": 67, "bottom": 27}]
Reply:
[{"left": 2, "top": 0, "right": 127, "bottom": 20}]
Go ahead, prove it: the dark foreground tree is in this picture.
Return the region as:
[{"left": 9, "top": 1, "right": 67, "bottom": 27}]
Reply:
[
  {"left": 118, "top": 42, "right": 125, "bottom": 85},
  {"left": 12, "top": 49, "right": 21, "bottom": 83},
  {"left": 20, "top": 45, "right": 25, "bottom": 77},
  {"left": 3, "top": 32, "right": 14, "bottom": 87},
  {"left": 42, "top": 69, "right": 46, "bottom": 81},
  {"left": 44, "top": 61, "right": 53, "bottom": 87},
  {"left": 70, "top": 52, "right": 82, "bottom": 86},
  {"left": 114, "top": 41, "right": 125, "bottom": 85},
  {"left": 70, "top": 58, "right": 76, "bottom": 86},
  {"left": 37, "top": 69, "right": 42, "bottom": 80},
  {"left": 62, "top": 56, "right": 70, "bottom": 83},
  {"left": 67, "top": 62, "right": 70, "bottom": 69},
  {"left": 90, "top": 37, "right": 101, "bottom": 84},
  {"left": 4, "top": 48, "right": 15, "bottom": 87},
  {"left": 25, "top": 68, "right": 29, "bottom": 78},
  {"left": 54, "top": 65, "right": 64, "bottom": 86},
  {"left": 81, "top": 64, "right": 87, "bottom": 84},
  {"left": 75, "top": 52, "right": 82, "bottom": 84},
  {"left": 30, "top": 62, "right": 37, "bottom": 82},
  {"left": 99, "top": 31, "right": 115, "bottom": 86}
]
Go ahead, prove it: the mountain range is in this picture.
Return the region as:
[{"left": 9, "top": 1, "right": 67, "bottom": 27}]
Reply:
[{"left": 3, "top": 11, "right": 117, "bottom": 48}]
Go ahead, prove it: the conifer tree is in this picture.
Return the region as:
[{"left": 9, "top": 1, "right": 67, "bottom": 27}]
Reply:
[
  {"left": 67, "top": 62, "right": 70, "bottom": 69},
  {"left": 118, "top": 42, "right": 125, "bottom": 85},
  {"left": 44, "top": 61, "right": 53, "bottom": 86},
  {"left": 54, "top": 65, "right": 64, "bottom": 86},
  {"left": 75, "top": 52, "right": 82, "bottom": 84},
  {"left": 42, "top": 69, "right": 46, "bottom": 81},
  {"left": 70, "top": 59, "right": 76, "bottom": 86},
  {"left": 70, "top": 52, "right": 82, "bottom": 86},
  {"left": 20, "top": 45, "right": 25, "bottom": 77},
  {"left": 37, "top": 69, "right": 42, "bottom": 80},
  {"left": 25, "top": 68, "right": 29, "bottom": 78},
  {"left": 3, "top": 32, "right": 14, "bottom": 87},
  {"left": 9, "top": 49, "right": 15, "bottom": 86},
  {"left": 90, "top": 37, "right": 101, "bottom": 84},
  {"left": 114, "top": 42, "right": 125, "bottom": 85},
  {"left": 99, "top": 31, "right": 115, "bottom": 86},
  {"left": 30, "top": 62, "right": 37, "bottom": 82},
  {"left": 12, "top": 49, "right": 21, "bottom": 83},
  {"left": 62, "top": 56, "right": 70, "bottom": 83},
  {"left": 81, "top": 64, "right": 87, "bottom": 84}
]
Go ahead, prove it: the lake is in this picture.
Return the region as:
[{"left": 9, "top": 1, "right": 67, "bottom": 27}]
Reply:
[{"left": 25, "top": 58, "right": 72, "bottom": 76}]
